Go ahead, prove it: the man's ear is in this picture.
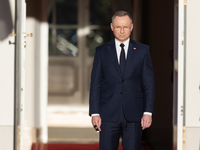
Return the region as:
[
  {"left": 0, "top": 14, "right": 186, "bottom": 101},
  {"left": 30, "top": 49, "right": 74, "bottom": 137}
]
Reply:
[
  {"left": 131, "top": 23, "right": 134, "bottom": 31},
  {"left": 110, "top": 23, "right": 114, "bottom": 31}
]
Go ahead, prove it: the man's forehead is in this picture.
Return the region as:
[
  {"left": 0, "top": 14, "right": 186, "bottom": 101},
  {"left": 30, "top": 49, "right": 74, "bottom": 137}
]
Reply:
[{"left": 112, "top": 16, "right": 132, "bottom": 24}]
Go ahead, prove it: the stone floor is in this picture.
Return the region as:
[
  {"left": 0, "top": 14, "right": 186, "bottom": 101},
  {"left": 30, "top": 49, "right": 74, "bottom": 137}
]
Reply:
[
  {"left": 47, "top": 104, "right": 99, "bottom": 143},
  {"left": 47, "top": 104, "right": 91, "bottom": 128},
  {"left": 48, "top": 127, "right": 99, "bottom": 143},
  {"left": 47, "top": 105, "right": 173, "bottom": 150}
]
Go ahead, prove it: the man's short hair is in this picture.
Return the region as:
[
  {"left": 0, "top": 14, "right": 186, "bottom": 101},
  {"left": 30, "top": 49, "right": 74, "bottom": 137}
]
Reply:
[{"left": 112, "top": 11, "right": 133, "bottom": 23}]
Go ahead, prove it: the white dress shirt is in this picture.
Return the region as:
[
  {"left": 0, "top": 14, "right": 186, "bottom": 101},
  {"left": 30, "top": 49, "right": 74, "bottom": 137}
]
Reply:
[
  {"left": 115, "top": 38, "right": 129, "bottom": 63},
  {"left": 92, "top": 38, "right": 152, "bottom": 117}
]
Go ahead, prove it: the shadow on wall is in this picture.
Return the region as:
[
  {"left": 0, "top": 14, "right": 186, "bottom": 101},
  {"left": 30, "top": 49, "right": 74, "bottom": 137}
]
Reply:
[{"left": 0, "top": 0, "right": 13, "bottom": 41}]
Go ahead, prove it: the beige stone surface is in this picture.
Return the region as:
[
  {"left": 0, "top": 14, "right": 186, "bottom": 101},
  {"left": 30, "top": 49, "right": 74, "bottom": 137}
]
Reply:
[{"left": 47, "top": 105, "right": 91, "bottom": 128}]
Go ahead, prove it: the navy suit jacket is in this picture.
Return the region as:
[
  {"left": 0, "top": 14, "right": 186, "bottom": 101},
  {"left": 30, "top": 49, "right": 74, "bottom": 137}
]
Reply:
[{"left": 89, "top": 39, "right": 155, "bottom": 122}]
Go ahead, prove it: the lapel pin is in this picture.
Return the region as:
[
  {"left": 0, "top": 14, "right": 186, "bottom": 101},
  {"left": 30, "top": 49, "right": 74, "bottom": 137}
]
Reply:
[{"left": 133, "top": 48, "right": 136, "bottom": 50}]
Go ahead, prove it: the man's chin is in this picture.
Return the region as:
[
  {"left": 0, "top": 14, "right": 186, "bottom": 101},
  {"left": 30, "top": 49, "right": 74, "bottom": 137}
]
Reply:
[{"left": 116, "top": 37, "right": 129, "bottom": 43}]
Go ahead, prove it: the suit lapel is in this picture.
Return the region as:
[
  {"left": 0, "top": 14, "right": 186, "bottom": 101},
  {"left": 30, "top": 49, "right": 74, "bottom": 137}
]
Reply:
[
  {"left": 107, "top": 40, "right": 122, "bottom": 77},
  {"left": 124, "top": 40, "right": 137, "bottom": 75}
]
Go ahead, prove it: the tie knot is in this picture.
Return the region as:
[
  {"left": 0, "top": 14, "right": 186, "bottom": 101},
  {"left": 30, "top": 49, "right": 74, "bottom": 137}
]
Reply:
[{"left": 120, "top": 43, "right": 125, "bottom": 48}]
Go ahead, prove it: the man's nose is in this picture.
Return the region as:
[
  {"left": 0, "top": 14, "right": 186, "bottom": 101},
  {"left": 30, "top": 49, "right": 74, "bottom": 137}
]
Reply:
[{"left": 120, "top": 27, "right": 125, "bottom": 33}]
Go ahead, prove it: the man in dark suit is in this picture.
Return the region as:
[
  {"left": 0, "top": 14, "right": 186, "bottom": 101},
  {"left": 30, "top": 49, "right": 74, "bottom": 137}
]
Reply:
[{"left": 89, "top": 10, "right": 155, "bottom": 150}]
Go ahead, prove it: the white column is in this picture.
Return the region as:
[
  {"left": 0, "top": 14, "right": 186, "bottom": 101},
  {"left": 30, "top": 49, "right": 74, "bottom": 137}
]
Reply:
[
  {"left": 185, "top": 0, "right": 200, "bottom": 149},
  {"left": 35, "top": 21, "right": 49, "bottom": 143},
  {"left": 177, "top": 0, "right": 185, "bottom": 149},
  {"left": 24, "top": 18, "right": 37, "bottom": 150},
  {"left": 25, "top": 18, "right": 49, "bottom": 143}
]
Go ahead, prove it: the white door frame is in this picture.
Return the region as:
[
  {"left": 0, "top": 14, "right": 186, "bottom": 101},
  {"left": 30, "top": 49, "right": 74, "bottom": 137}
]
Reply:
[
  {"left": 174, "top": 0, "right": 186, "bottom": 150},
  {"left": 14, "top": 0, "right": 26, "bottom": 149}
]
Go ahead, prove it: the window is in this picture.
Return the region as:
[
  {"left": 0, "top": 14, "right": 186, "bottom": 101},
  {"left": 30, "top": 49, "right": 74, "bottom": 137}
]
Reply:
[{"left": 48, "top": 0, "right": 112, "bottom": 56}]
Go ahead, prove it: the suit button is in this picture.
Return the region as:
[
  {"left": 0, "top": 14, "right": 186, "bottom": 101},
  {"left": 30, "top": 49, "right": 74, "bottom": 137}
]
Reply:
[
  {"left": 120, "top": 92, "right": 122, "bottom": 95},
  {"left": 122, "top": 80, "right": 124, "bottom": 82}
]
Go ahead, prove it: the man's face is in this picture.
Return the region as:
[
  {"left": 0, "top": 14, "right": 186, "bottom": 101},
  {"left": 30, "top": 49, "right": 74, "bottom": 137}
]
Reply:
[{"left": 111, "top": 16, "right": 133, "bottom": 43}]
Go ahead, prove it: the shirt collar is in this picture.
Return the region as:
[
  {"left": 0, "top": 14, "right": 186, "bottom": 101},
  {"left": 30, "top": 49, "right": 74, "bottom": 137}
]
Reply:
[{"left": 115, "top": 38, "right": 130, "bottom": 49}]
